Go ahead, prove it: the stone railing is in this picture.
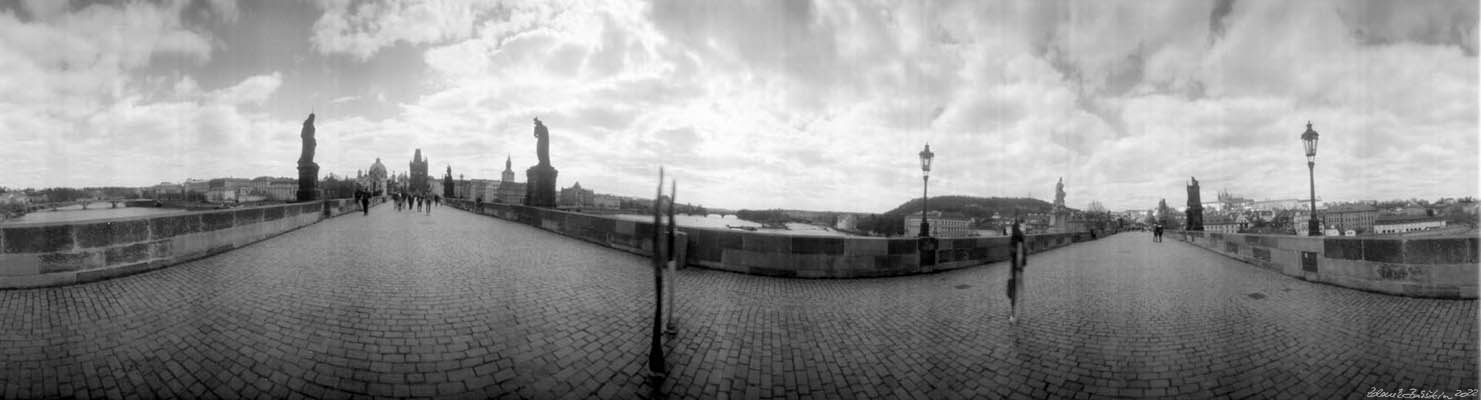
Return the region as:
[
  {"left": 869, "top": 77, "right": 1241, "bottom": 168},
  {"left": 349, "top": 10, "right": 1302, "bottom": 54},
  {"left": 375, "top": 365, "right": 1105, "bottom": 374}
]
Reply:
[
  {"left": 447, "top": 199, "right": 1109, "bottom": 278},
  {"left": 0, "top": 200, "right": 375, "bottom": 289},
  {"left": 1176, "top": 231, "right": 1478, "bottom": 299}
]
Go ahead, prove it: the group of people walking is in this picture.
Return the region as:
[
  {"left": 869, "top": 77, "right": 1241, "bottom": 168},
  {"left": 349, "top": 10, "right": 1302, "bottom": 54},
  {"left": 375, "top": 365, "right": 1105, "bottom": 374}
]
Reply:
[
  {"left": 392, "top": 192, "right": 439, "bottom": 214},
  {"left": 353, "top": 191, "right": 442, "bottom": 216}
]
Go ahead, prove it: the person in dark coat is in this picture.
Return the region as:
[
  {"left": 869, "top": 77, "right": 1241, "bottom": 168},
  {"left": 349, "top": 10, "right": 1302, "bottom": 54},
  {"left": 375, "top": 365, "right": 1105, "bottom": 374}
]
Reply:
[
  {"left": 360, "top": 192, "right": 370, "bottom": 215},
  {"left": 1008, "top": 220, "right": 1027, "bottom": 324}
]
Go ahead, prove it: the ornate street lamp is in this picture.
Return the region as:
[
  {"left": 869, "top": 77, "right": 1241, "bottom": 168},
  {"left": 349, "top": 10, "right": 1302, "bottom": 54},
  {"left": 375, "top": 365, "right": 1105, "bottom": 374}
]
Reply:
[
  {"left": 1301, "top": 122, "right": 1321, "bottom": 236},
  {"left": 918, "top": 144, "right": 935, "bottom": 237}
]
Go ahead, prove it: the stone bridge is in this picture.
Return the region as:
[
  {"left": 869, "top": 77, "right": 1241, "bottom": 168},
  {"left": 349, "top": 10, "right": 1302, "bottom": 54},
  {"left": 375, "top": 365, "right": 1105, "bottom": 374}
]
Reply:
[{"left": 0, "top": 202, "right": 1475, "bottom": 398}]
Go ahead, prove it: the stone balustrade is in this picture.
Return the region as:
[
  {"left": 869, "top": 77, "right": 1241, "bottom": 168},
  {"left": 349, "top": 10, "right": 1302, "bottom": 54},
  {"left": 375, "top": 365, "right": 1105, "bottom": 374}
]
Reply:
[
  {"left": 1176, "top": 231, "right": 1478, "bottom": 299},
  {"left": 0, "top": 199, "right": 376, "bottom": 289},
  {"left": 447, "top": 199, "right": 1106, "bottom": 278}
]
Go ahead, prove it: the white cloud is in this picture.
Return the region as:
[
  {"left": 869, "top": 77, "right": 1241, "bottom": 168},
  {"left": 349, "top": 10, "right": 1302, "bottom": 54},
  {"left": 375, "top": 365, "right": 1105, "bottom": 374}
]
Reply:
[
  {"left": 0, "top": 2, "right": 301, "bottom": 188},
  {"left": 1, "top": 0, "right": 1473, "bottom": 214},
  {"left": 211, "top": 72, "right": 283, "bottom": 105},
  {"left": 310, "top": 0, "right": 496, "bottom": 60}
]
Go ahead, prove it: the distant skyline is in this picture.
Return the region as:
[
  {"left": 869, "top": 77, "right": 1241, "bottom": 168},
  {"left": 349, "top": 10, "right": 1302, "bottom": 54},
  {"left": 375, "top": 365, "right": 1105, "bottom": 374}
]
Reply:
[{"left": 0, "top": 0, "right": 1475, "bottom": 213}]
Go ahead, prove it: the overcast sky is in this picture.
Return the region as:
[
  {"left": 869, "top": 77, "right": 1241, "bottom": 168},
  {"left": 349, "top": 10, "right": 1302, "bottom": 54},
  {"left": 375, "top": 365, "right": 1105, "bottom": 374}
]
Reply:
[{"left": 1, "top": 0, "right": 1475, "bottom": 213}]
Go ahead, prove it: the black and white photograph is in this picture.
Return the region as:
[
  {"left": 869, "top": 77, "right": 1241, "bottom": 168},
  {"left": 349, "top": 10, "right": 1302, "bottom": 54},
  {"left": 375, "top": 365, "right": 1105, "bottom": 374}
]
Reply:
[{"left": 1, "top": 0, "right": 1477, "bottom": 398}]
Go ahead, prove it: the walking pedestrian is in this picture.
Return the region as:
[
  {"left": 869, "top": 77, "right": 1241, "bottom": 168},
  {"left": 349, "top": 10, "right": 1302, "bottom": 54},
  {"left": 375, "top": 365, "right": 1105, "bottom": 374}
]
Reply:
[
  {"left": 360, "top": 192, "right": 370, "bottom": 216},
  {"left": 425, "top": 196, "right": 432, "bottom": 215},
  {"left": 1007, "top": 220, "right": 1027, "bottom": 324}
]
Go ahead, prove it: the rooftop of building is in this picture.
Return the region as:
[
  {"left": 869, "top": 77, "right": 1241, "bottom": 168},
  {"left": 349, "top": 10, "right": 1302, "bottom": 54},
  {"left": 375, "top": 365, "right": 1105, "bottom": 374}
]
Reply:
[
  {"left": 908, "top": 210, "right": 970, "bottom": 220},
  {"left": 1327, "top": 204, "right": 1378, "bottom": 213},
  {"left": 1375, "top": 215, "right": 1447, "bottom": 224}
]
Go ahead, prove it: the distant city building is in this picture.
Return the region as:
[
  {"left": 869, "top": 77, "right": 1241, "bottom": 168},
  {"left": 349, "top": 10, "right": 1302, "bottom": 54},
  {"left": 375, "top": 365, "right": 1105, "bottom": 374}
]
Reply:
[
  {"left": 1324, "top": 204, "right": 1379, "bottom": 235},
  {"left": 1397, "top": 206, "right": 1431, "bottom": 216},
  {"left": 205, "top": 178, "right": 251, "bottom": 203},
  {"left": 496, "top": 157, "right": 526, "bottom": 204},
  {"left": 249, "top": 177, "right": 297, "bottom": 201},
  {"left": 1251, "top": 198, "right": 1323, "bottom": 212},
  {"left": 559, "top": 182, "right": 595, "bottom": 207},
  {"left": 591, "top": 194, "right": 621, "bottom": 209},
  {"left": 1373, "top": 215, "right": 1447, "bottom": 234},
  {"left": 184, "top": 178, "right": 210, "bottom": 196},
  {"left": 409, "top": 149, "right": 429, "bottom": 194},
  {"left": 1204, "top": 216, "right": 1245, "bottom": 234},
  {"left": 1186, "top": 177, "right": 1204, "bottom": 231},
  {"left": 464, "top": 179, "right": 498, "bottom": 202},
  {"left": 1291, "top": 209, "right": 1326, "bottom": 236},
  {"left": 150, "top": 182, "right": 183, "bottom": 198},
  {"left": 501, "top": 155, "right": 516, "bottom": 182},
  {"left": 365, "top": 158, "right": 388, "bottom": 195},
  {"left": 905, "top": 211, "right": 974, "bottom": 237}
]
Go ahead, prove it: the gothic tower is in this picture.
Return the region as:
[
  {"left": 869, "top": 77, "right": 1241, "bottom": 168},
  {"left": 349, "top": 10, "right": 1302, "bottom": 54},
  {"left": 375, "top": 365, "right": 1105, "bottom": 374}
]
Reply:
[
  {"left": 501, "top": 155, "right": 515, "bottom": 182},
  {"left": 410, "top": 149, "right": 429, "bottom": 194},
  {"left": 1186, "top": 177, "right": 1204, "bottom": 231}
]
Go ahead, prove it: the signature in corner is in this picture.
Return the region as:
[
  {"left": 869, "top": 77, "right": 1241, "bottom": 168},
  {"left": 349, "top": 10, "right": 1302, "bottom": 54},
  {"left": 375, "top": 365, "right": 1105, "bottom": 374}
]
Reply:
[{"left": 1367, "top": 387, "right": 1480, "bottom": 399}]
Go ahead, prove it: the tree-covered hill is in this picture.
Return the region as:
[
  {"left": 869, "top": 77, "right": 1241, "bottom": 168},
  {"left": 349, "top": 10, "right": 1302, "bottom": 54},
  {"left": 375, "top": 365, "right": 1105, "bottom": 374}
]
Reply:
[{"left": 882, "top": 195, "right": 1065, "bottom": 220}]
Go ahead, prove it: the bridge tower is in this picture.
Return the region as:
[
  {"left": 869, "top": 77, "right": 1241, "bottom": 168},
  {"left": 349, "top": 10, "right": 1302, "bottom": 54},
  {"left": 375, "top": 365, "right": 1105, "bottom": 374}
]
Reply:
[
  {"left": 1186, "top": 177, "right": 1204, "bottom": 231},
  {"left": 409, "top": 149, "right": 429, "bottom": 194}
]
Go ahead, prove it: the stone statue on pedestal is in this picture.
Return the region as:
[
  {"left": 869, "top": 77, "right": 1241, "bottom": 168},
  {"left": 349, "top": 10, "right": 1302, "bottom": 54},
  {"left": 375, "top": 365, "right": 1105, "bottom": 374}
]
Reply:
[
  {"left": 525, "top": 118, "right": 559, "bottom": 207},
  {"left": 1053, "top": 177, "right": 1065, "bottom": 210},
  {"left": 443, "top": 166, "right": 455, "bottom": 198},
  {"left": 296, "top": 113, "right": 320, "bottom": 202}
]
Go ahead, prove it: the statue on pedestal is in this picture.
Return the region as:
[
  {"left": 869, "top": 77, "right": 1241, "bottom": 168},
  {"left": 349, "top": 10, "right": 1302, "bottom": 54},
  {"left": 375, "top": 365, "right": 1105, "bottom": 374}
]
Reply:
[
  {"left": 1053, "top": 177, "right": 1066, "bottom": 210},
  {"left": 525, "top": 117, "right": 559, "bottom": 207},
  {"left": 443, "top": 166, "right": 455, "bottom": 198},
  {"left": 296, "top": 113, "right": 320, "bottom": 202}
]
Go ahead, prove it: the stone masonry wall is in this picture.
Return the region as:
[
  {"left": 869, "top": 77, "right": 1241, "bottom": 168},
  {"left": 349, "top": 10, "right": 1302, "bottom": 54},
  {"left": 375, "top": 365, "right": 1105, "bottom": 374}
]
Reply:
[
  {"left": 0, "top": 200, "right": 368, "bottom": 289},
  {"left": 1176, "top": 231, "right": 1478, "bottom": 299},
  {"left": 447, "top": 199, "right": 1104, "bottom": 278}
]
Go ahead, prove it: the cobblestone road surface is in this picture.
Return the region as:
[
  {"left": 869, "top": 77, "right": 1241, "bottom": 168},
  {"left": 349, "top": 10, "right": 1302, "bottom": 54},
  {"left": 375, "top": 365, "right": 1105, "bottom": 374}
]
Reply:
[{"left": 2, "top": 205, "right": 1476, "bottom": 399}]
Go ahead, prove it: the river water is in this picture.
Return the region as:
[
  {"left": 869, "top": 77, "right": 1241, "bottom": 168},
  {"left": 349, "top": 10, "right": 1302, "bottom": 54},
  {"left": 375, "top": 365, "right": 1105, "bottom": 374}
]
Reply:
[
  {"left": 607, "top": 214, "right": 853, "bottom": 237},
  {"left": 2, "top": 202, "right": 183, "bottom": 225}
]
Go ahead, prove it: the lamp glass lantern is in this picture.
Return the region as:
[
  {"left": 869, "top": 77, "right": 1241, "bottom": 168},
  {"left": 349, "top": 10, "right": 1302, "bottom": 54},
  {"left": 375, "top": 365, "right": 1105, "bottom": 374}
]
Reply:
[
  {"left": 919, "top": 145, "right": 934, "bottom": 175},
  {"left": 1301, "top": 122, "right": 1319, "bottom": 164}
]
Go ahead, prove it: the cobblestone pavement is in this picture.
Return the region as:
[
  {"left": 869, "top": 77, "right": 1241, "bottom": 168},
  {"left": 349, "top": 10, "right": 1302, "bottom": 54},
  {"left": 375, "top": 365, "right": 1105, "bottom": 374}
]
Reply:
[{"left": 2, "top": 206, "right": 1476, "bottom": 399}]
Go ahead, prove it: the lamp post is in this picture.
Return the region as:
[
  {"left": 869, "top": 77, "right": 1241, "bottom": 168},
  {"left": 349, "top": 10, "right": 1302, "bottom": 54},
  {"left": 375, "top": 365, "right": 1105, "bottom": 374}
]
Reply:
[
  {"left": 918, "top": 144, "right": 935, "bottom": 237},
  {"left": 1301, "top": 122, "right": 1321, "bottom": 236}
]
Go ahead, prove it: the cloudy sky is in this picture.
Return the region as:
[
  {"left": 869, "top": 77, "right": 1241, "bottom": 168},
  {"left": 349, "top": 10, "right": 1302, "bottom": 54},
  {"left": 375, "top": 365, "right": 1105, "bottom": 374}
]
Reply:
[{"left": 1, "top": 0, "right": 1475, "bottom": 213}]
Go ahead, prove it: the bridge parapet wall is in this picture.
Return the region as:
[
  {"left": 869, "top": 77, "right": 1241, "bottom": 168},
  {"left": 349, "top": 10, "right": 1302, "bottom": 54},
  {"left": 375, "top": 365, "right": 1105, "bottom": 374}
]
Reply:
[
  {"left": 447, "top": 199, "right": 1104, "bottom": 278},
  {"left": 0, "top": 200, "right": 365, "bottom": 289},
  {"left": 1176, "top": 231, "right": 1477, "bottom": 299}
]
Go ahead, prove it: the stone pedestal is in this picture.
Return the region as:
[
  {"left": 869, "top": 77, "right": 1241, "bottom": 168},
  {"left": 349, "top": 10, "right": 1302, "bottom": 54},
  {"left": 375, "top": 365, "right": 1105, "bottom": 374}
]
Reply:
[
  {"left": 525, "top": 165, "right": 558, "bottom": 207},
  {"left": 297, "top": 163, "right": 319, "bottom": 202},
  {"left": 1186, "top": 206, "right": 1204, "bottom": 231}
]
